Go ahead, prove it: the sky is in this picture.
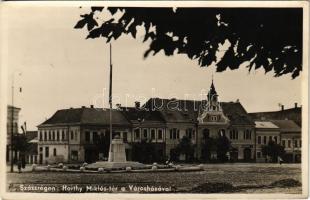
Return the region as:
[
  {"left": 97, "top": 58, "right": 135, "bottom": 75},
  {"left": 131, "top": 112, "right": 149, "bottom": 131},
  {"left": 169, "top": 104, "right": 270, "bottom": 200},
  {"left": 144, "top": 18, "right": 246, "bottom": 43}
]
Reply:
[{"left": 3, "top": 5, "right": 302, "bottom": 131}]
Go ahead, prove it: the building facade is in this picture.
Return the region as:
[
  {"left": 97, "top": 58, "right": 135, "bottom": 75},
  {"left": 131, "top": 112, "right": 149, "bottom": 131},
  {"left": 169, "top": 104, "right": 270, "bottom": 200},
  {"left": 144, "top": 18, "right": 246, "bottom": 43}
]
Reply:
[
  {"left": 36, "top": 81, "right": 302, "bottom": 164},
  {"left": 254, "top": 121, "right": 281, "bottom": 162}
]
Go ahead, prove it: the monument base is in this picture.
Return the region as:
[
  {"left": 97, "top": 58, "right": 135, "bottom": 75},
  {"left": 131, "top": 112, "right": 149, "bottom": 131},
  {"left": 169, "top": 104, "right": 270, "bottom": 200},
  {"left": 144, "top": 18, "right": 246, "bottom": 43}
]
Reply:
[
  {"left": 86, "top": 136, "right": 146, "bottom": 170},
  {"left": 86, "top": 161, "right": 146, "bottom": 170}
]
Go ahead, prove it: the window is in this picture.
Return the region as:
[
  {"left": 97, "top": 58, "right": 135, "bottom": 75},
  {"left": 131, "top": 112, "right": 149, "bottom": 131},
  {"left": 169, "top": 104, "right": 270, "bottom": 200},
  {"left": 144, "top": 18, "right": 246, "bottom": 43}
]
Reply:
[
  {"left": 274, "top": 136, "right": 278, "bottom": 144},
  {"left": 45, "top": 147, "right": 49, "bottom": 158},
  {"left": 211, "top": 115, "right": 217, "bottom": 121},
  {"left": 230, "top": 130, "right": 238, "bottom": 140},
  {"left": 299, "top": 140, "right": 302, "bottom": 148},
  {"left": 93, "top": 132, "right": 98, "bottom": 142},
  {"left": 151, "top": 129, "right": 155, "bottom": 140},
  {"left": 39, "top": 132, "right": 43, "bottom": 141},
  {"left": 123, "top": 132, "right": 127, "bottom": 142},
  {"left": 282, "top": 140, "right": 286, "bottom": 147},
  {"left": 288, "top": 140, "right": 291, "bottom": 148},
  {"left": 294, "top": 140, "right": 298, "bottom": 148},
  {"left": 186, "top": 128, "right": 193, "bottom": 139},
  {"left": 75, "top": 131, "right": 78, "bottom": 140},
  {"left": 158, "top": 129, "right": 163, "bottom": 140},
  {"left": 44, "top": 131, "right": 47, "bottom": 141},
  {"left": 244, "top": 130, "right": 251, "bottom": 140},
  {"left": 263, "top": 136, "right": 267, "bottom": 144},
  {"left": 257, "top": 152, "right": 261, "bottom": 158},
  {"left": 269, "top": 136, "right": 272, "bottom": 142},
  {"left": 70, "top": 131, "right": 74, "bottom": 140},
  {"left": 71, "top": 150, "right": 78, "bottom": 161},
  {"left": 56, "top": 131, "right": 60, "bottom": 141},
  {"left": 39, "top": 147, "right": 43, "bottom": 152},
  {"left": 52, "top": 131, "right": 55, "bottom": 141},
  {"left": 257, "top": 136, "right": 261, "bottom": 144},
  {"left": 85, "top": 131, "right": 90, "bottom": 142},
  {"left": 48, "top": 131, "right": 52, "bottom": 141},
  {"left": 170, "top": 128, "right": 179, "bottom": 139},
  {"left": 143, "top": 129, "right": 148, "bottom": 138},
  {"left": 53, "top": 148, "right": 57, "bottom": 156},
  {"left": 62, "top": 130, "right": 65, "bottom": 141},
  {"left": 135, "top": 129, "right": 140, "bottom": 139}
]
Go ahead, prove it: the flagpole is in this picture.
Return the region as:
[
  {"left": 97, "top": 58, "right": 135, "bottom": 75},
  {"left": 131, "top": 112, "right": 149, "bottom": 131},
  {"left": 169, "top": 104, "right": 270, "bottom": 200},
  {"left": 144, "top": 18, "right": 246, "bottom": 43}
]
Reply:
[{"left": 108, "top": 43, "right": 113, "bottom": 161}]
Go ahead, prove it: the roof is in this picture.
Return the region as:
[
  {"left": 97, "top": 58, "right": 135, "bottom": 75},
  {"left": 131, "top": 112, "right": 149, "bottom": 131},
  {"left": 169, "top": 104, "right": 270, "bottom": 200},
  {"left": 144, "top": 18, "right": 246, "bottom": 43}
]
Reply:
[
  {"left": 270, "top": 120, "right": 301, "bottom": 133},
  {"left": 25, "top": 131, "right": 37, "bottom": 142},
  {"left": 207, "top": 80, "right": 218, "bottom": 100},
  {"left": 38, "top": 107, "right": 130, "bottom": 127},
  {"left": 221, "top": 102, "right": 255, "bottom": 126},
  {"left": 255, "top": 121, "right": 279, "bottom": 129},
  {"left": 120, "top": 107, "right": 165, "bottom": 124},
  {"left": 143, "top": 98, "right": 254, "bottom": 125},
  {"left": 249, "top": 107, "right": 301, "bottom": 126}
]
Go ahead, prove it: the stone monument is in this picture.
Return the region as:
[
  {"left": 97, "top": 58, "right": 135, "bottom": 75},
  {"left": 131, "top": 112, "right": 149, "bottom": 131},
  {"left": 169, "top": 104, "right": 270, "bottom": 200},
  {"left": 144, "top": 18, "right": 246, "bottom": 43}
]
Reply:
[
  {"left": 86, "top": 135, "right": 145, "bottom": 170},
  {"left": 108, "top": 135, "right": 126, "bottom": 162}
]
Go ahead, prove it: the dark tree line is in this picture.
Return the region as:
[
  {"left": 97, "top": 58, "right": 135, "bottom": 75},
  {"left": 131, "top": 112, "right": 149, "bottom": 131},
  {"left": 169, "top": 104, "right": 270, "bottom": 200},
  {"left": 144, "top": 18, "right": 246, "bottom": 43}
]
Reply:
[{"left": 75, "top": 7, "right": 302, "bottom": 78}]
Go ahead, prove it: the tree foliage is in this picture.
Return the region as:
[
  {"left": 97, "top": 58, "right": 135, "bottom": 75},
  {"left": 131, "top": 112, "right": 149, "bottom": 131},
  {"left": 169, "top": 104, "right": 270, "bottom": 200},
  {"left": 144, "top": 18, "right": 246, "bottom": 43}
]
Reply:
[
  {"left": 174, "top": 136, "right": 195, "bottom": 162},
  {"left": 262, "top": 140, "right": 285, "bottom": 162},
  {"left": 75, "top": 7, "right": 302, "bottom": 78},
  {"left": 201, "top": 134, "right": 231, "bottom": 162},
  {"left": 132, "top": 139, "right": 158, "bottom": 163}
]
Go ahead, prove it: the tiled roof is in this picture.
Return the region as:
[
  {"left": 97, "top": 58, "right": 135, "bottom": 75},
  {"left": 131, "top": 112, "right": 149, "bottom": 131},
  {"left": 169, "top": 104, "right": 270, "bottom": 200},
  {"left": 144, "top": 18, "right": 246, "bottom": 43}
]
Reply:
[
  {"left": 120, "top": 107, "right": 165, "bottom": 124},
  {"left": 144, "top": 98, "right": 254, "bottom": 125},
  {"left": 270, "top": 120, "right": 301, "bottom": 133},
  {"left": 38, "top": 107, "right": 130, "bottom": 127},
  {"left": 221, "top": 102, "right": 255, "bottom": 126}
]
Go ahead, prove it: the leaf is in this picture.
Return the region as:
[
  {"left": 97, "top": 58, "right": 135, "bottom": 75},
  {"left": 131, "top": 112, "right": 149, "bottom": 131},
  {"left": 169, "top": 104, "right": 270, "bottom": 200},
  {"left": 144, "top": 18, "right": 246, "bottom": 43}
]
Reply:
[
  {"left": 74, "top": 19, "right": 87, "bottom": 29},
  {"left": 91, "top": 7, "right": 104, "bottom": 12},
  {"left": 86, "top": 27, "right": 103, "bottom": 39}
]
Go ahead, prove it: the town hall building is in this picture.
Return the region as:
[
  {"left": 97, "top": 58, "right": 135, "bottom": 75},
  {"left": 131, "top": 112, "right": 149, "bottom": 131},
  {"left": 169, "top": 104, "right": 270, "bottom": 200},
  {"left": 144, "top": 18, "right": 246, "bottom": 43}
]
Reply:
[{"left": 37, "top": 80, "right": 301, "bottom": 164}]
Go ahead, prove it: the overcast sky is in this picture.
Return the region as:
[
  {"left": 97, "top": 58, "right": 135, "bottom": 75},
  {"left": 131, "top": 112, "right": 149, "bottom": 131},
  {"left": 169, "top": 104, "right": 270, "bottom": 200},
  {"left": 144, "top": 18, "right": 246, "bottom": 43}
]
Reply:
[{"left": 4, "top": 5, "right": 302, "bottom": 131}]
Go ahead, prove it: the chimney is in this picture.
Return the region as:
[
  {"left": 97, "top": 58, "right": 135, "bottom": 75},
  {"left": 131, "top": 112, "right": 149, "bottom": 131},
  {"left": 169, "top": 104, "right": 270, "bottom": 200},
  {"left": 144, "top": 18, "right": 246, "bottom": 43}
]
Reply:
[
  {"left": 281, "top": 105, "right": 284, "bottom": 111},
  {"left": 90, "top": 105, "right": 94, "bottom": 108},
  {"left": 135, "top": 101, "right": 140, "bottom": 109},
  {"left": 236, "top": 99, "right": 239, "bottom": 103},
  {"left": 294, "top": 102, "right": 298, "bottom": 108},
  {"left": 81, "top": 106, "right": 85, "bottom": 108}
]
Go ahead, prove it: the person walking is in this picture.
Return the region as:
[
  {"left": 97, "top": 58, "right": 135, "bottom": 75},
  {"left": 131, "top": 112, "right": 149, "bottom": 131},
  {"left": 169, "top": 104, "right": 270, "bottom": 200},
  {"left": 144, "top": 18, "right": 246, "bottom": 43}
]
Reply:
[
  {"left": 278, "top": 156, "right": 284, "bottom": 165},
  {"left": 17, "top": 159, "right": 22, "bottom": 173}
]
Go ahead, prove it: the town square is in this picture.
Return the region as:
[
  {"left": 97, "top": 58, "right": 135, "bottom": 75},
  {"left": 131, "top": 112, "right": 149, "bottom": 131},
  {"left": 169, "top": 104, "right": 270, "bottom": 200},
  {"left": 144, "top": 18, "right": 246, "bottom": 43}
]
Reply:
[{"left": 1, "top": 2, "right": 307, "bottom": 198}]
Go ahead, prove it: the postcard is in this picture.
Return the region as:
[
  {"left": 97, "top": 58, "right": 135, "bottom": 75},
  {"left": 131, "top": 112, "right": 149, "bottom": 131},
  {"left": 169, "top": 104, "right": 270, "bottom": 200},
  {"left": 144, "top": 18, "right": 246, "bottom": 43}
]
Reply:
[{"left": 0, "top": 1, "right": 308, "bottom": 199}]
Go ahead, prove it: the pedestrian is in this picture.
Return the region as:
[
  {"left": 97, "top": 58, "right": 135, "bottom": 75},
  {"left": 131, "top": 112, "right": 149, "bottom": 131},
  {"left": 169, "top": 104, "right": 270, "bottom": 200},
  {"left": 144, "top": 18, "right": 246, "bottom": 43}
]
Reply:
[
  {"left": 278, "top": 156, "right": 283, "bottom": 165},
  {"left": 17, "top": 159, "right": 22, "bottom": 173}
]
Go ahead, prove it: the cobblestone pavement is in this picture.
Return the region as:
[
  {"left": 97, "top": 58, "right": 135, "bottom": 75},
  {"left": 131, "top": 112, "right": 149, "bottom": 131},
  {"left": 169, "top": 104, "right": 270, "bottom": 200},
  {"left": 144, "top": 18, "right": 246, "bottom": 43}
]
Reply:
[{"left": 6, "top": 163, "right": 302, "bottom": 194}]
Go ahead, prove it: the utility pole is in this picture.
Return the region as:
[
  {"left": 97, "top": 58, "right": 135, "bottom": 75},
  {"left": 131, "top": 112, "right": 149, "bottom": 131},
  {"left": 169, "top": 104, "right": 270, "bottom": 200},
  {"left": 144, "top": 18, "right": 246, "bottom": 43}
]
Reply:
[{"left": 108, "top": 43, "right": 113, "bottom": 161}]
